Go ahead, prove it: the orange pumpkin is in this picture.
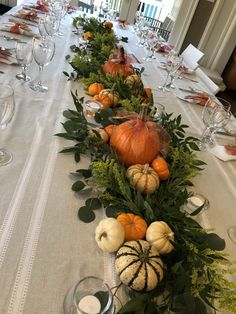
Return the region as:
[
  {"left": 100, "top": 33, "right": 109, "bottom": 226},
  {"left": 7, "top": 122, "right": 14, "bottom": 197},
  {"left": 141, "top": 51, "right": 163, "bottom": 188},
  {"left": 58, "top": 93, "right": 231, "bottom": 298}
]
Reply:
[
  {"left": 88, "top": 83, "right": 104, "bottom": 96},
  {"left": 151, "top": 156, "right": 170, "bottom": 180},
  {"left": 102, "top": 47, "right": 134, "bottom": 77},
  {"left": 103, "top": 21, "right": 113, "bottom": 28},
  {"left": 83, "top": 31, "right": 94, "bottom": 39},
  {"left": 117, "top": 213, "right": 148, "bottom": 241},
  {"left": 105, "top": 124, "right": 115, "bottom": 137},
  {"left": 98, "top": 89, "right": 119, "bottom": 109},
  {"left": 109, "top": 104, "right": 160, "bottom": 166}
]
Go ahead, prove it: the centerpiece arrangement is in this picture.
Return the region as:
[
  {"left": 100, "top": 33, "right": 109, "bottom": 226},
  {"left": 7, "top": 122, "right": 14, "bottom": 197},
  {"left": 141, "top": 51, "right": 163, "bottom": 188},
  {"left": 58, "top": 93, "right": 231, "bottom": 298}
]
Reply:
[{"left": 59, "top": 17, "right": 236, "bottom": 313}]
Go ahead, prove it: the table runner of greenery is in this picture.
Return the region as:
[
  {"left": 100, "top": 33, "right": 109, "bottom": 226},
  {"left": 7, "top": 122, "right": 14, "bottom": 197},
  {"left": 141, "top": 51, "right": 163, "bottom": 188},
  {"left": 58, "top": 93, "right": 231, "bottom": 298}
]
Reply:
[{"left": 58, "top": 17, "right": 236, "bottom": 313}]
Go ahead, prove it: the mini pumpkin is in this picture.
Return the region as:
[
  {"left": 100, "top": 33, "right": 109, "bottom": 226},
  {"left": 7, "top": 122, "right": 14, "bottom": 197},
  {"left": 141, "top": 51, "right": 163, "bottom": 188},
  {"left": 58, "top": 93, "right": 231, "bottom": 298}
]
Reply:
[
  {"left": 103, "top": 21, "right": 113, "bottom": 28},
  {"left": 95, "top": 218, "right": 125, "bottom": 253},
  {"left": 83, "top": 31, "right": 94, "bottom": 39},
  {"left": 117, "top": 213, "right": 148, "bottom": 241},
  {"left": 127, "top": 164, "right": 159, "bottom": 194},
  {"left": 98, "top": 89, "right": 119, "bottom": 108},
  {"left": 151, "top": 156, "right": 170, "bottom": 180},
  {"left": 88, "top": 128, "right": 109, "bottom": 144},
  {"left": 125, "top": 74, "right": 141, "bottom": 86},
  {"left": 88, "top": 83, "right": 104, "bottom": 96},
  {"left": 115, "top": 240, "right": 164, "bottom": 291},
  {"left": 146, "top": 221, "right": 174, "bottom": 254}
]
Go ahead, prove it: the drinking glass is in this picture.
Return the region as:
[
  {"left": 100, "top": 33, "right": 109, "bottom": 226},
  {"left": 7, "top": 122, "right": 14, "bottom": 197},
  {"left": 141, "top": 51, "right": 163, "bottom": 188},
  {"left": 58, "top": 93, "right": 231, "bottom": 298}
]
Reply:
[
  {"left": 63, "top": 276, "right": 114, "bottom": 314},
  {"left": 0, "top": 85, "right": 15, "bottom": 166},
  {"left": 15, "top": 41, "right": 33, "bottom": 82},
  {"left": 158, "top": 52, "right": 183, "bottom": 91},
  {"left": 227, "top": 226, "right": 236, "bottom": 245},
  {"left": 200, "top": 97, "right": 231, "bottom": 150},
  {"left": 38, "top": 17, "right": 48, "bottom": 39},
  {"left": 44, "top": 13, "right": 60, "bottom": 37},
  {"left": 29, "top": 37, "right": 55, "bottom": 92}
]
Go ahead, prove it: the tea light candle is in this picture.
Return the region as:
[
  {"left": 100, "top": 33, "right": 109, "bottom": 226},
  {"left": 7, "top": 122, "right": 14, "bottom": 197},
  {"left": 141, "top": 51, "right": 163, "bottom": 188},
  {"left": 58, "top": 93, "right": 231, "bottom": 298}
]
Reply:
[
  {"left": 188, "top": 196, "right": 204, "bottom": 208},
  {"left": 85, "top": 101, "right": 101, "bottom": 117},
  {"left": 78, "top": 295, "right": 101, "bottom": 314}
]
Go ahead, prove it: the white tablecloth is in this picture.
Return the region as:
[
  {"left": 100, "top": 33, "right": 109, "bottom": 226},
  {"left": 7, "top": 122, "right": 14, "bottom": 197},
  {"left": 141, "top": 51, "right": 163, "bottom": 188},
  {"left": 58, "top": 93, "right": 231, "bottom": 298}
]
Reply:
[{"left": 0, "top": 5, "right": 236, "bottom": 314}]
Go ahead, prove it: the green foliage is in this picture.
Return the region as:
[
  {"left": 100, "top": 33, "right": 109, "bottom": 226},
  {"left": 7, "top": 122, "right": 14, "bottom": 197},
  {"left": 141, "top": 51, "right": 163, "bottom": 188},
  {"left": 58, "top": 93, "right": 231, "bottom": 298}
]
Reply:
[{"left": 119, "top": 96, "right": 142, "bottom": 112}]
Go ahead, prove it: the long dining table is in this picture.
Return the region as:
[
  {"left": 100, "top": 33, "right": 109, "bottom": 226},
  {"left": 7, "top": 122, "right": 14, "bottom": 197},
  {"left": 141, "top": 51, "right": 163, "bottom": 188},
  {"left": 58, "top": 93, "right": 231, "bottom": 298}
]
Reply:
[{"left": 0, "top": 3, "right": 236, "bottom": 314}]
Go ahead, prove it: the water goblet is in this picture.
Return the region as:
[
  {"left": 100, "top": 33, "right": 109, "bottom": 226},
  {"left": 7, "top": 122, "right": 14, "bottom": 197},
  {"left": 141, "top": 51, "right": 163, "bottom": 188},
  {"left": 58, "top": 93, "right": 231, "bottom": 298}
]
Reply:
[
  {"left": 29, "top": 37, "right": 55, "bottom": 93},
  {"left": 0, "top": 85, "right": 15, "bottom": 166},
  {"left": 44, "top": 13, "right": 60, "bottom": 37},
  {"left": 15, "top": 41, "right": 33, "bottom": 82},
  {"left": 158, "top": 51, "right": 183, "bottom": 92},
  {"left": 200, "top": 97, "right": 231, "bottom": 150}
]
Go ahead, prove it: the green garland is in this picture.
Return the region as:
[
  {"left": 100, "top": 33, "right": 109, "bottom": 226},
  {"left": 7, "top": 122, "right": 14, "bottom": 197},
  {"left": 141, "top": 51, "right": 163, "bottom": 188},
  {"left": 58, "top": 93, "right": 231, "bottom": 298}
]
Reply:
[{"left": 58, "top": 17, "right": 236, "bottom": 313}]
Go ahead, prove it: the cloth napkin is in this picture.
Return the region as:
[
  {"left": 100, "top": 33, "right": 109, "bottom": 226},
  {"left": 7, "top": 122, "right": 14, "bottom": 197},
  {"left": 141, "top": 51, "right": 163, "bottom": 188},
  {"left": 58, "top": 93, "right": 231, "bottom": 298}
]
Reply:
[
  {"left": 0, "top": 48, "right": 17, "bottom": 64},
  {"left": 14, "top": 9, "right": 39, "bottom": 23},
  {"left": 23, "top": 0, "right": 49, "bottom": 13},
  {"left": 0, "top": 21, "right": 37, "bottom": 37},
  {"left": 209, "top": 145, "right": 236, "bottom": 162},
  {"left": 157, "top": 43, "right": 174, "bottom": 53}
]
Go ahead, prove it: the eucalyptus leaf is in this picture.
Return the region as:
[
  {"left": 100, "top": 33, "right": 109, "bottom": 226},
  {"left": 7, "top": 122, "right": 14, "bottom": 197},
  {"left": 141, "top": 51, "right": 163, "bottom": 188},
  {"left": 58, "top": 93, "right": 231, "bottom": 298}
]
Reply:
[
  {"left": 202, "top": 233, "right": 225, "bottom": 251},
  {"left": 105, "top": 205, "right": 118, "bottom": 218},
  {"left": 76, "top": 169, "right": 92, "bottom": 178},
  {"left": 190, "top": 203, "right": 205, "bottom": 216},
  {"left": 78, "top": 206, "right": 95, "bottom": 222},
  {"left": 72, "top": 180, "right": 85, "bottom": 191},
  {"left": 85, "top": 198, "right": 102, "bottom": 210}
]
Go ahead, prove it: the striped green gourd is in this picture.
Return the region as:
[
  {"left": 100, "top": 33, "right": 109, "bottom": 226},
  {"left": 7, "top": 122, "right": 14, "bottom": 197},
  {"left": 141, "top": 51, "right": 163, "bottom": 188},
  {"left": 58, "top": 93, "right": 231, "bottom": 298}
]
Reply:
[{"left": 115, "top": 240, "right": 164, "bottom": 292}]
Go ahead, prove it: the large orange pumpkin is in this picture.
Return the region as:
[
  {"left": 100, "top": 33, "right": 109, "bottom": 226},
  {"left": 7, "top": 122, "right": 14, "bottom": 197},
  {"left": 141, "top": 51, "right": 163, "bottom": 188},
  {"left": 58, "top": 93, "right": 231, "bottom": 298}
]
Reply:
[
  {"left": 151, "top": 156, "right": 170, "bottom": 180},
  {"left": 109, "top": 104, "right": 161, "bottom": 166},
  {"left": 117, "top": 213, "right": 148, "bottom": 241},
  {"left": 105, "top": 124, "right": 115, "bottom": 137},
  {"left": 102, "top": 47, "right": 134, "bottom": 77}
]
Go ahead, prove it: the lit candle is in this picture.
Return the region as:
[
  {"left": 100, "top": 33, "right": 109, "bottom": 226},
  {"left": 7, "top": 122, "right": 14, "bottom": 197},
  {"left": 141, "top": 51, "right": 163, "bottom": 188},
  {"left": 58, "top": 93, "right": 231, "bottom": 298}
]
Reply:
[{"left": 78, "top": 295, "right": 101, "bottom": 314}]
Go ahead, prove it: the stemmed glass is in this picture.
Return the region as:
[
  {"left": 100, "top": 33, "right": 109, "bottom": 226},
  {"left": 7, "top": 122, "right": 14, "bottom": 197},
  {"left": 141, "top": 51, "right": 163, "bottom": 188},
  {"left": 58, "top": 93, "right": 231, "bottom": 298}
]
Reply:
[
  {"left": 15, "top": 41, "right": 33, "bottom": 82},
  {"left": 43, "top": 13, "right": 60, "bottom": 37},
  {"left": 200, "top": 97, "right": 231, "bottom": 150},
  {"left": 158, "top": 51, "right": 183, "bottom": 91},
  {"left": 29, "top": 37, "right": 55, "bottom": 93},
  {"left": 0, "top": 85, "right": 15, "bottom": 166},
  {"left": 143, "top": 31, "right": 160, "bottom": 62}
]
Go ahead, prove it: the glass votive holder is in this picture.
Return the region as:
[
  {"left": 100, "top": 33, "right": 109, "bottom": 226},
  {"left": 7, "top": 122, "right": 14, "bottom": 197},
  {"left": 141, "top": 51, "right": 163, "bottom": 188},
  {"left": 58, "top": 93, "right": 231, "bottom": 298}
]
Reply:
[
  {"left": 186, "top": 193, "right": 210, "bottom": 215},
  {"left": 84, "top": 100, "right": 101, "bottom": 118},
  {"left": 64, "top": 276, "right": 114, "bottom": 314},
  {"left": 153, "top": 103, "right": 165, "bottom": 122}
]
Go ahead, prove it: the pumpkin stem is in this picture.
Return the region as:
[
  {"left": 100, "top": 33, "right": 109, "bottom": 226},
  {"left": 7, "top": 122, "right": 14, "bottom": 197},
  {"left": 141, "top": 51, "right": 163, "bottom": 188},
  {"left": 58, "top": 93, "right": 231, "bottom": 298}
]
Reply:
[
  {"left": 98, "top": 232, "right": 107, "bottom": 241},
  {"left": 119, "top": 46, "right": 126, "bottom": 64},
  {"left": 143, "top": 163, "right": 150, "bottom": 174},
  {"left": 139, "top": 103, "right": 148, "bottom": 121},
  {"left": 140, "top": 246, "right": 151, "bottom": 262}
]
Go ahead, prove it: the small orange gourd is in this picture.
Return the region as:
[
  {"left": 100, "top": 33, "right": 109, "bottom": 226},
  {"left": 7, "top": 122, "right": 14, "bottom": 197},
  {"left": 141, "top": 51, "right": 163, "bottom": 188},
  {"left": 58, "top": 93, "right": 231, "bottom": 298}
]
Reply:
[
  {"left": 88, "top": 83, "right": 104, "bottom": 96},
  {"left": 151, "top": 156, "right": 170, "bottom": 180},
  {"left": 98, "top": 89, "right": 119, "bottom": 109},
  {"left": 117, "top": 213, "right": 148, "bottom": 241}
]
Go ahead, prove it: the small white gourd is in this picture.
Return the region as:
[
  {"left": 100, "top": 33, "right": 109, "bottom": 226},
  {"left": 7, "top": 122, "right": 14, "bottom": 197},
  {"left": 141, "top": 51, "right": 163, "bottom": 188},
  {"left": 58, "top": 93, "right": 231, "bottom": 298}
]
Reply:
[{"left": 95, "top": 218, "right": 125, "bottom": 253}]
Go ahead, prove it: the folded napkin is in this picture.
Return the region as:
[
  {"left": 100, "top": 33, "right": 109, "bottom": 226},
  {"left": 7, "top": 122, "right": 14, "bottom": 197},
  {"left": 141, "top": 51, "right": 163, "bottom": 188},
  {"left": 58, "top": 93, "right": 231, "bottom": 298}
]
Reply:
[
  {"left": 209, "top": 145, "right": 236, "bottom": 162},
  {"left": 180, "top": 65, "right": 194, "bottom": 75},
  {"left": 0, "top": 47, "right": 17, "bottom": 64},
  {"left": 23, "top": 0, "right": 49, "bottom": 13},
  {"left": 184, "top": 92, "right": 209, "bottom": 106},
  {"left": 157, "top": 43, "right": 174, "bottom": 53},
  {"left": 0, "top": 22, "right": 36, "bottom": 37},
  {"left": 14, "top": 9, "right": 39, "bottom": 23}
]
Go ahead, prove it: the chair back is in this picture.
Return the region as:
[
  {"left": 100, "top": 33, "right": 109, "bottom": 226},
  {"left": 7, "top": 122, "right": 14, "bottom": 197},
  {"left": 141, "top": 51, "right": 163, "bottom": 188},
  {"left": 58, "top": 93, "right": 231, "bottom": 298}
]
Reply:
[{"left": 182, "top": 44, "right": 204, "bottom": 63}]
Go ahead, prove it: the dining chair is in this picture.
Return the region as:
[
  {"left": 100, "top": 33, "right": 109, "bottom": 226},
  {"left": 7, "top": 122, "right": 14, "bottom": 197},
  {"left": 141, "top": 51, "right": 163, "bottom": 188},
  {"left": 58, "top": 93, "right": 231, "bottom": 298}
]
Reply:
[
  {"left": 181, "top": 44, "right": 204, "bottom": 71},
  {"left": 195, "top": 67, "right": 221, "bottom": 95}
]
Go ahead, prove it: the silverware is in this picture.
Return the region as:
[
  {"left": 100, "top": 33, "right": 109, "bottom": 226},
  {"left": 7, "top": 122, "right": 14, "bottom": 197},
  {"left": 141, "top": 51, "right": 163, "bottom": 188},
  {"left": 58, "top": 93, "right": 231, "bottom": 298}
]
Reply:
[
  {"left": 178, "top": 87, "right": 198, "bottom": 94},
  {"left": 9, "top": 15, "right": 38, "bottom": 27},
  {"left": 0, "top": 35, "right": 27, "bottom": 43}
]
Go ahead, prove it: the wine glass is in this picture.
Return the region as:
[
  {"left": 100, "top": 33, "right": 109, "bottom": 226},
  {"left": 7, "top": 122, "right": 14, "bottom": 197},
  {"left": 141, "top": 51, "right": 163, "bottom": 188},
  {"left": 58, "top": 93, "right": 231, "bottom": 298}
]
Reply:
[
  {"left": 0, "top": 85, "right": 15, "bottom": 166},
  {"left": 43, "top": 13, "right": 60, "bottom": 37},
  {"left": 158, "top": 51, "right": 183, "bottom": 91},
  {"left": 15, "top": 41, "right": 33, "bottom": 82},
  {"left": 200, "top": 97, "right": 231, "bottom": 150},
  {"left": 29, "top": 37, "right": 55, "bottom": 93},
  {"left": 38, "top": 17, "right": 48, "bottom": 39}
]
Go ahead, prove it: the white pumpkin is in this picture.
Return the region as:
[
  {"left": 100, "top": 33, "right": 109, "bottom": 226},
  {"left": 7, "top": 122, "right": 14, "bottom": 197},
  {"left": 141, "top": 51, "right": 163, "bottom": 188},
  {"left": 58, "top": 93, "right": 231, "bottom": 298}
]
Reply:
[
  {"left": 88, "top": 128, "right": 109, "bottom": 144},
  {"left": 146, "top": 221, "right": 174, "bottom": 255},
  {"left": 95, "top": 218, "right": 125, "bottom": 253},
  {"left": 115, "top": 240, "right": 164, "bottom": 291}
]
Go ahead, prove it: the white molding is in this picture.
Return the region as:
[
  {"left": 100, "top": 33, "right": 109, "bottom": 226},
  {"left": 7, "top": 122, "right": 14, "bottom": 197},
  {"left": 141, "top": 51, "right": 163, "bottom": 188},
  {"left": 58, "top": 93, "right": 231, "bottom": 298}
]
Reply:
[
  {"left": 168, "top": 0, "right": 199, "bottom": 53},
  {"left": 198, "top": 0, "right": 224, "bottom": 51},
  {"left": 207, "top": 1, "right": 236, "bottom": 69}
]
